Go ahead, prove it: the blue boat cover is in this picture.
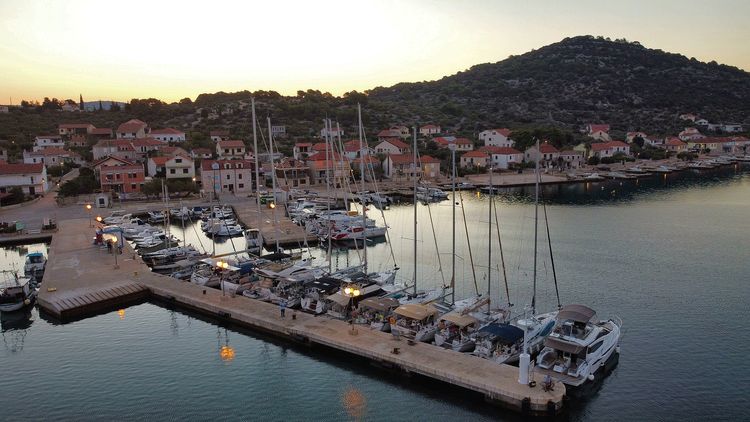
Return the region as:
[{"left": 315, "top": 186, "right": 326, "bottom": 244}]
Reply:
[
  {"left": 479, "top": 323, "right": 524, "bottom": 343},
  {"left": 27, "top": 252, "right": 44, "bottom": 257}
]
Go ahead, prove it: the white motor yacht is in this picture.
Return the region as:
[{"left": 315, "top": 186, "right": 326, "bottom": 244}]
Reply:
[{"left": 0, "top": 273, "right": 37, "bottom": 313}]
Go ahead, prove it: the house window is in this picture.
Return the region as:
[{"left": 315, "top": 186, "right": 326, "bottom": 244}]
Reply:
[
  {"left": 116, "top": 174, "right": 121, "bottom": 180},
  {"left": 224, "top": 149, "right": 229, "bottom": 154},
  {"left": 238, "top": 184, "right": 244, "bottom": 188},
  {"left": 170, "top": 169, "right": 176, "bottom": 174},
  {"left": 183, "top": 169, "right": 188, "bottom": 174},
  {"left": 30, "top": 176, "right": 34, "bottom": 183},
  {"left": 175, "top": 158, "right": 182, "bottom": 163},
  {"left": 238, "top": 173, "right": 243, "bottom": 179},
  {"left": 226, "top": 174, "right": 230, "bottom": 180},
  {"left": 131, "top": 184, "right": 136, "bottom": 190}
]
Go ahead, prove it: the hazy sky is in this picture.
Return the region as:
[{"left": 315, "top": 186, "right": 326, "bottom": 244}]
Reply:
[{"left": 1, "top": 0, "right": 748, "bottom": 103}]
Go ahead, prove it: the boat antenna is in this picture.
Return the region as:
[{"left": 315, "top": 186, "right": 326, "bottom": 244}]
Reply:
[
  {"left": 412, "top": 126, "right": 418, "bottom": 295},
  {"left": 542, "top": 199, "right": 562, "bottom": 309},
  {"left": 532, "top": 137, "right": 540, "bottom": 315}
]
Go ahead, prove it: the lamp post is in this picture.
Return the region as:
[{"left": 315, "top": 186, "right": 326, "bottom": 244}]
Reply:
[
  {"left": 216, "top": 260, "right": 229, "bottom": 296},
  {"left": 343, "top": 285, "right": 361, "bottom": 335},
  {"left": 95, "top": 215, "right": 102, "bottom": 226},
  {"left": 86, "top": 204, "right": 93, "bottom": 227}
]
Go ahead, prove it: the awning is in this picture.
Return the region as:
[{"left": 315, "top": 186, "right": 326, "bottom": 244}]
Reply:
[
  {"left": 558, "top": 304, "right": 596, "bottom": 324},
  {"left": 440, "top": 312, "right": 478, "bottom": 328},
  {"left": 303, "top": 277, "right": 342, "bottom": 293},
  {"left": 479, "top": 323, "right": 524, "bottom": 344},
  {"left": 394, "top": 304, "right": 438, "bottom": 321},
  {"left": 544, "top": 337, "right": 586, "bottom": 355},
  {"left": 359, "top": 297, "right": 400, "bottom": 312},
  {"left": 326, "top": 292, "right": 351, "bottom": 307}
]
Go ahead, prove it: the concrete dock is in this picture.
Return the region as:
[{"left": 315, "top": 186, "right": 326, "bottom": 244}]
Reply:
[
  {"left": 38, "top": 218, "right": 565, "bottom": 415},
  {"left": 231, "top": 204, "right": 317, "bottom": 248}
]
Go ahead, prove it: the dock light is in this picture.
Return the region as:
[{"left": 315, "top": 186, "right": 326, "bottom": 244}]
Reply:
[
  {"left": 96, "top": 215, "right": 102, "bottom": 223},
  {"left": 86, "top": 204, "right": 92, "bottom": 210},
  {"left": 268, "top": 202, "right": 276, "bottom": 209},
  {"left": 86, "top": 204, "right": 93, "bottom": 227}
]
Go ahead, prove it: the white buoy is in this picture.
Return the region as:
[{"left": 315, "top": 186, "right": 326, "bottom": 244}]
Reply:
[{"left": 518, "top": 352, "right": 530, "bottom": 385}]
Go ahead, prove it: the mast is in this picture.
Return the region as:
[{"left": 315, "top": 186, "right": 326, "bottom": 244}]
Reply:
[
  {"left": 251, "top": 98, "right": 262, "bottom": 235},
  {"left": 267, "top": 117, "right": 279, "bottom": 253},
  {"left": 543, "top": 201, "right": 562, "bottom": 309},
  {"left": 324, "top": 118, "right": 332, "bottom": 273},
  {"left": 412, "top": 127, "right": 418, "bottom": 295},
  {"left": 532, "top": 138, "right": 540, "bottom": 315},
  {"left": 487, "top": 165, "right": 493, "bottom": 313},
  {"left": 450, "top": 144, "right": 457, "bottom": 305},
  {"left": 357, "top": 104, "right": 367, "bottom": 274}
]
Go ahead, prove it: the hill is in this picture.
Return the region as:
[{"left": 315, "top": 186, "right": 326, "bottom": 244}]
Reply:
[{"left": 368, "top": 35, "right": 750, "bottom": 134}]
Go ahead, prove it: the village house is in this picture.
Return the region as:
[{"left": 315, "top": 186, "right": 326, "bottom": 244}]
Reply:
[
  {"left": 382, "top": 154, "right": 440, "bottom": 179},
  {"left": 90, "top": 127, "right": 113, "bottom": 140},
  {"left": 695, "top": 118, "right": 710, "bottom": 127},
  {"left": 99, "top": 162, "right": 145, "bottom": 195},
  {"left": 585, "top": 124, "right": 611, "bottom": 141},
  {"left": 191, "top": 148, "right": 213, "bottom": 160},
  {"left": 679, "top": 113, "right": 698, "bottom": 122},
  {"left": 0, "top": 105, "right": 9, "bottom": 113},
  {"left": 590, "top": 141, "right": 631, "bottom": 158},
  {"left": 0, "top": 147, "right": 8, "bottom": 163},
  {"left": 419, "top": 124, "right": 441, "bottom": 137},
  {"left": 434, "top": 137, "right": 474, "bottom": 152},
  {"left": 460, "top": 151, "right": 489, "bottom": 169},
  {"left": 148, "top": 155, "right": 195, "bottom": 179},
  {"left": 686, "top": 138, "right": 720, "bottom": 152},
  {"left": 377, "top": 129, "right": 403, "bottom": 142},
  {"left": 374, "top": 139, "right": 410, "bottom": 155},
  {"left": 524, "top": 142, "right": 560, "bottom": 165},
  {"left": 216, "top": 140, "right": 246, "bottom": 159},
  {"left": 0, "top": 163, "right": 48, "bottom": 196},
  {"left": 625, "top": 132, "right": 650, "bottom": 144},
  {"left": 678, "top": 127, "right": 704, "bottom": 141},
  {"left": 210, "top": 130, "right": 230, "bottom": 143},
  {"left": 274, "top": 158, "right": 310, "bottom": 188},
  {"left": 61, "top": 102, "right": 80, "bottom": 112},
  {"left": 92, "top": 139, "right": 138, "bottom": 162},
  {"left": 200, "top": 159, "right": 254, "bottom": 195},
  {"left": 720, "top": 123, "right": 744, "bottom": 133},
  {"left": 58, "top": 123, "right": 95, "bottom": 138},
  {"left": 116, "top": 119, "right": 150, "bottom": 139},
  {"left": 664, "top": 138, "right": 687, "bottom": 153},
  {"left": 351, "top": 155, "right": 381, "bottom": 181},
  {"left": 479, "top": 128, "right": 514, "bottom": 147},
  {"left": 320, "top": 125, "right": 344, "bottom": 139},
  {"left": 478, "top": 146, "right": 523, "bottom": 170},
  {"left": 306, "top": 152, "right": 351, "bottom": 186},
  {"left": 390, "top": 125, "right": 410, "bottom": 138},
  {"left": 293, "top": 142, "right": 313, "bottom": 159},
  {"left": 23, "top": 148, "right": 84, "bottom": 167},
  {"left": 343, "top": 139, "right": 373, "bottom": 160},
  {"left": 271, "top": 125, "right": 286, "bottom": 137},
  {"left": 150, "top": 128, "right": 186, "bottom": 143},
  {"left": 559, "top": 150, "right": 584, "bottom": 169},
  {"left": 33, "top": 135, "right": 65, "bottom": 151},
  {"left": 131, "top": 138, "right": 164, "bottom": 155}
]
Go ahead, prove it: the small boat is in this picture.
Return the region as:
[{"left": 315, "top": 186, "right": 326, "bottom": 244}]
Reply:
[
  {"left": 536, "top": 304, "right": 622, "bottom": 387},
  {"left": 169, "top": 207, "right": 191, "bottom": 221},
  {"left": 624, "top": 166, "right": 650, "bottom": 174},
  {"left": 190, "top": 258, "right": 242, "bottom": 288},
  {"left": 0, "top": 272, "right": 37, "bottom": 313},
  {"left": 244, "top": 228, "right": 263, "bottom": 255},
  {"left": 353, "top": 296, "right": 401, "bottom": 332},
  {"left": 325, "top": 281, "right": 384, "bottom": 319},
  {"left": 608, "top": 171, "right": 636, "bottom": 179},
  {"left": 300, "top": 276, "right": 344, "bottom": 315},
  {"left": 472, "top": 322, "right": 525, "bottom": 363},
  {"left": 24, "top": 252, "right": 46, "bottom": 276},
  {"left": 389, "top": 303, "right": 441, "bottom": 342},
  {"left": 103, "top": 211, "right": 132, "bottom": 225},
  {"left": 147, "top": 211, "right": 167, "bottom": 223},
  {"left": 434, "top": 312, "right": 480, "bottom": 352}
]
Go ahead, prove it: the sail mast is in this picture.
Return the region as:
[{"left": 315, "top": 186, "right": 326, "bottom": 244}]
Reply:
[
  {"left": 487, "top": 166, "right": 493, "bottom": 313},
  {"left": 412, "top": 127, "right": 418, "bottom": 295},
  {"left": 251, "top": 98, "right": 262, "bottom": 237},
  {"left": 357, "top": 104, "right": 367, "bottom": 274},
  {"left": 267, "top": 117, "right": 279, "bottom": 253},
  {"left": 324, "top": 118, "right": 332, "bottom": 274},
  {"left": 532, "top": 138, "right": 540, "bottom": 315},
  {"left": 543, "top": 201, "right": 561, "bottom": 309},
  {"left": 450, "top": 144, "right": 457, "bottom": 305}
]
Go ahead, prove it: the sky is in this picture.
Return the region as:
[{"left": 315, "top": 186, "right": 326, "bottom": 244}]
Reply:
[{"left": 1, "top": 0, "right": 749, "bottom": 103}]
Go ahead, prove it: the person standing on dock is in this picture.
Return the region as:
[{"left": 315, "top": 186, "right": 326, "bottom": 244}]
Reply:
[{"left": 279, "top": 300, "right": 286, "bottom": 318}]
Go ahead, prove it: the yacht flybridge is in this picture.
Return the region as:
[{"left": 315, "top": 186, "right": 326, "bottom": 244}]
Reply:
[{"left": 535, "top": 304, "right": 621, "bottom": 387}]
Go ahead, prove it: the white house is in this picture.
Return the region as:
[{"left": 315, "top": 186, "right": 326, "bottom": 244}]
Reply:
[
  {"left": 479, "top": 146, "right": 523, "bottom": 170},
  {"left": 200, "top": 159, "right": 254, "bottom": 195},
  {"left": 0, "top": 163, "right": 48, "bottom": 196},
  {"left": 216, "top": 140, "right": 246, "bottom": 158},
  {"left": 479, "top": 128, "right": 514, "bottom": 147},
  {"left": 721, "top": 123, "right": 744, "bottom": 133},
  {"left": 419, "top": 124, "right": 441, "bottom": 137},
  {"left": 374, "top": 139, "right": 410, "bottom": 155},
  {"left": 23, "top": 148, "right": 84, "bottom": 167},
  {"left": 559, "top": 150, "right": 584, "bottom": 169},
  {"left": 585, "top": 124, "right": 611, "bottom": 141},
  {"left": 0, "top": 106, "right": 9, "bottom": 113},
  {"left": 524, "top": 142, "right": 560, "bottom": 164},
  {"left": 343, "top": 139, "right": 373, "bottom": 160},
  {"left": 460, "top": 151, "right": 489, "bottom": 169},
  {"left": 271, "top": 125, "right": 286, "bottom": 137},
  {"left": 590, "top": 141, "right": 631, "bottom": 158},
  {"left": 148, "top": 155, "right": 195, "bottom": 179},
  {"left": 150, "top": 128, "right": 186, "bottom": 143},
  {"left": 116, "top": 119, "right": 149, "bottom": 139},
  {"left": 678, "top": 127, "right": 705, "bottom": 141},
  {"left": 33, "top": 135, "right": 65, "bottom": 151},
  {"left": 320, "top": 126, "right": 344, "bottom": 139},
  {"left": 210, "top": 130, "right": 230, "bottom": 143}
]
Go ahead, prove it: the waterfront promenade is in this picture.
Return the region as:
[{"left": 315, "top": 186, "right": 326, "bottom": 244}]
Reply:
[{"left": 38, "top": 218, "right": 565, "bottom": 415}]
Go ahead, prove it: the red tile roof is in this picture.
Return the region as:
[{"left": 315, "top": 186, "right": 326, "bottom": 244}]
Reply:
[
  {"left": 537, "top": 143, "right": 559, "bottom": 154},
  {"left": 0, "top": 163, "right": 44, "bottom": 174},
  {"left": 478, "top": 146, "right": 522, "bottom": 155},
  {"left": 93, "top": 156, "right": 136, "bottom": 167},
  {"left": 117, "top": 119, "right": 148, "bottom": 133},
  {"left": 587, "top": 124, "right": 610, "bottom": 133},
  {"left": 130, "top": 137, "right": 163, "bottom": 147},
  {"left": 311, "top": 142, "right": 330, "bottom": 151},
  {"left": 377, "top": 129, "right": 401, "bottom": 138},
  {"left": 591, "top": 141, "right": 629, "bottom": 151},
  {"left": 462, "top": 151, "right": 489, "bottom": 158},
  {"left": 217, "top": 140, "right": 245, "bottom": 148},
  {"left": 665, "top": 139, "right": 686, "bottom": 146},
  {"left": 91, "top": 128, "right": 112, "bottom": 135},
  {"left": 294, "top": 142, "right": 312, "bottom": 148},
  {"left": 150, "top": 127, "right": 184, "bottom": 135},
  {"left": 201, "top": 159, "right": 253, "bottom": 171},
  {"left": 379, "top": 138, "right": 409, "bottom": 149},
  {"left": 149, "top": 156, "right": 170, "bottom": 165},
  {"left": 493, "top": 128, "right": 512, "bottom": 137},
  {"left": 420, "top": 124, "right": 439, "bottom": 130},
  {"left": 454, "top": 138, "right": 472, "bottom": 145},
  {"left": 350, "top": 155, "right": 380, "bottom": 165},
  {"left": 387, "top": 154, "right": 439, "bottom": 165}
]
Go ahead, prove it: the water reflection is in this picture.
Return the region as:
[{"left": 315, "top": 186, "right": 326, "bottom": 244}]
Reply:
[
  {"left": 217, "top": 327, "right": 235, "bottom": 362},
  {"left": 342, "top": 385, "right": 367, "bottom": 420},
  {"left": 1, "top": 308, "right": 33, "bottom": 353}
]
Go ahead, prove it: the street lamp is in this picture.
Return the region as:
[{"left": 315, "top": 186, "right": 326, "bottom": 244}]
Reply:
[
  {"left": 95, "top": 215, "right": 102, "bottom": 225},
  {"left": 216, "top": 260, "right": 229, "bottom": 296},
  {"left": 86, "top": 204, "right": 93, "bottom": 227},
  {"left": 343, "top": 285, "right": 361, "bottom": 335}
]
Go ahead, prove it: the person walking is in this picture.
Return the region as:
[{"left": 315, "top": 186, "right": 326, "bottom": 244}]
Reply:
[{"left": 279, "top": 300, "right": 286, "bottom": 318}]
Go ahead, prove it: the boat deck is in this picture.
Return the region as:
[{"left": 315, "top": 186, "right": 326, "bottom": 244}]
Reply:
[
  {"left": 231, "top": 205, "right": 317, "bottom": 248},
  {"left": 37, "top": 218, "right": 564, "bottom": 415}
]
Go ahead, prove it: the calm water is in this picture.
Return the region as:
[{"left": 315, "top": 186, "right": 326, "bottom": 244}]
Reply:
[{"left": 2, "top": 165, "right": 750, "bottom": 421}]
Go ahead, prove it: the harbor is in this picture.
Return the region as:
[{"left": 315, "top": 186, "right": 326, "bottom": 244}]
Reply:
[{"left": 37, "top": 218, "right": 565, "bottom": 415}]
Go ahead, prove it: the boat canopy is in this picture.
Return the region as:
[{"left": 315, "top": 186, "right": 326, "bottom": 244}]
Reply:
[
  {"left": 544, "top": 336, "right": 587, "bottom": 355},
  {"left": 303, "top": 277, "right": 343, "bottom": 293},
  {"left": 326, "top": 292, "right": 352, "bottom": 307},
  {"left": 26, "top": 252, "right": 44, "bottom": 258},
  {"left": 394, "top": 304, "right": 438, "bottom": 321},
  {"left": 558, "top": 304, "right": 596, "bottom": 324},
  {"left": 359, "top": 297, "right": 400, "bottom": 312},
  {"left": 479, "top": 323, "right": 524, "bottom": 344},
  {"left": 440, "top": 312, "right": 478, "bottom": 328},
  {"left": 198, "top": 258, "right": 240, "bottom": 272}
]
